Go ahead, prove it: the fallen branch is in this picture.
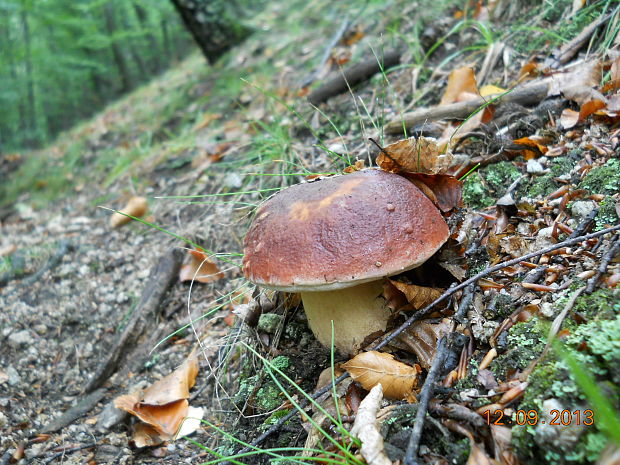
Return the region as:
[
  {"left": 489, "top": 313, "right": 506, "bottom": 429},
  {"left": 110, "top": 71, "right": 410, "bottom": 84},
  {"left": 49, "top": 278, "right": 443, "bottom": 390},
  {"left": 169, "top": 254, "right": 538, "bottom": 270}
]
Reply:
[
  {"left": 234, "top": 223, "right": 620, "bottom": 458},
  {"left": 85, "top": 248, "right": 183, "bottom": 392},
  {"left": 586, "top": 233, "right": 620, "bottom": 293},
  {"left": 383, "top": 81, "right": 550, "bottom": 135},
  {"left": 404, "top": 336, "right": 449, "bottom": 465},
  {"left": 307, "top": 49, "right": 401, "bottom": 106},
  {"left": 40, "top": 388, "right": 107, "bottom": 434},
  {"left": 39, "top": 443, "right": 97, "bottom": 465}
]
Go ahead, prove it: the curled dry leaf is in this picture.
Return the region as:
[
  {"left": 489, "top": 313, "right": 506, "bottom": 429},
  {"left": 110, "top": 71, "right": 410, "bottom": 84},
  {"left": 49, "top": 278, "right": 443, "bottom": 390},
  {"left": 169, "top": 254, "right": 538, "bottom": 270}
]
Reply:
[
  {"left": 548, "top": 59, "right": 602, "bottom": 97},
  {"left": 398, "top": 318, "right": 452, "bottom": 369},
  {"left": 388, "top": 279, "right": 444, "bottom": 310},
  {"left": 342, "top": 351, "right": 421, "bottom": 402},
  {"left": 350, "top": 384, "right": 391, "bottom": 465},
  {"left": 109, "top": 196, "right": 148, "bottom": 228},
  {"left": 376, "top": 136, "right": 453, "bottom": 175},
  {"left": 179, "top": 249, "right": 225, "bottom": 283},
  {"left": 404, "top": 173, "right": 463, "bottom": 212},
  {"left": 113, "top": 356, "right": 201, "bottom": 447}
]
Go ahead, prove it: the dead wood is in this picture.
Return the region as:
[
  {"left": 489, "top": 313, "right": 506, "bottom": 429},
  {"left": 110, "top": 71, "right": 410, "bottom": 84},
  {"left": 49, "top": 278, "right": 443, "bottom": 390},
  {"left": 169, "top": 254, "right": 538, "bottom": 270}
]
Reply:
[
  {"left": 39, "top": 443, "right": 97, "bottom": 465},
  {"left": 40, "top": 388, "right": 107, "bottom": 433},
  {"left": 383, "top": 80, "right": 551, "bottom": 135},
  {"left": 307, "top": 49, "right": 401, "bottom": 106},
  {"left": 586, "top": 233, "right": 620, "bottom": 293},
  {"left": 404, "top": 336, "right": 449, "bottom": 465},
  {"left": 85, "top": 248, "right": 183, "bottom": 392}
]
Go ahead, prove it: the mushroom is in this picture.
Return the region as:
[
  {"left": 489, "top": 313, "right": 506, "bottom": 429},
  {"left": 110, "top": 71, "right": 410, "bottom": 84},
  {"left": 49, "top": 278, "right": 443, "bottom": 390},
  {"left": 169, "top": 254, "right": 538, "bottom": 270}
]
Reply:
[{"left": 243, "top": 169, "right": 449, "bottom": 355}]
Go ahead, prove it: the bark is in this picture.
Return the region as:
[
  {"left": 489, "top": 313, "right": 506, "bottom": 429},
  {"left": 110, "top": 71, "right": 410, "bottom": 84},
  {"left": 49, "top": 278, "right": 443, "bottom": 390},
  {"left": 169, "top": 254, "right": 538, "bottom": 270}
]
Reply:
[{"left": 169, "top": 0, "right": 252, "bottom": 64}]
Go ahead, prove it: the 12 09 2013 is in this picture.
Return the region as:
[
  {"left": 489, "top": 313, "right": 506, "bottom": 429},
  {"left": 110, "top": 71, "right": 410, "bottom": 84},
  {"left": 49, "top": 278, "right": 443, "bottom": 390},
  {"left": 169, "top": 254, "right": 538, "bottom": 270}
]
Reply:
[{"left": 482, "top": 409, "right": 595, "bottom": 426}]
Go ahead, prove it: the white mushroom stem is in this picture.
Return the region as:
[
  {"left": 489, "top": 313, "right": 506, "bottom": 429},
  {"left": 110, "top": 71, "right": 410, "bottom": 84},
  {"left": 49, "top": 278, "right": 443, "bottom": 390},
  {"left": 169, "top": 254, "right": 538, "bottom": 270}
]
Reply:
[{"left": 300, "top": 279, "right": 391, "bottom": 355}]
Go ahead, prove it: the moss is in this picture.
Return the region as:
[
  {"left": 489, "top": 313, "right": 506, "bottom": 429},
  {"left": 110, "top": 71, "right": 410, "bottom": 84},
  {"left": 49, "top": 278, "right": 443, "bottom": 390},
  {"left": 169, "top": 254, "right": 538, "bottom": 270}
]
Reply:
[
  {"left": 594, "top": 196, "right": 619, "bottom": 231},
  {"left": 578, "top": 158, "right": 620, "bottom": 196},
  {"left": 511, "top": 288, "right": 620, "bottom": 464},
  {"left": 491, "top": 318, "right": 548, "bottom": 381},
  {"left": 517, "top": 156, "right": 576, "bottom": 199},
  {"left": 260, "top": 409, "right": 291, "bottom": 431},
  {"left": 462, "top": 161, "right": 521, "bottom": 209}
]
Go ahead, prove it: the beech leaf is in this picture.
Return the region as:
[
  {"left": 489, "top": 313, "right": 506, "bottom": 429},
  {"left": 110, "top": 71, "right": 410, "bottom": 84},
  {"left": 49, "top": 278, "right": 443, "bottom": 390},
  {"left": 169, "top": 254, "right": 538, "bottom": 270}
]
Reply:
[
  {"left": 440, "top": 66, "right": 478, "bottom": 105},
  {"left": 179, "top": 249, "right": 225, "bottom": 283},
  {"left": 342, "top": 351, "right": 421, "bottom": 402},
  {"left": 388, "top": 280, "right": 444, "bottom": 310}
]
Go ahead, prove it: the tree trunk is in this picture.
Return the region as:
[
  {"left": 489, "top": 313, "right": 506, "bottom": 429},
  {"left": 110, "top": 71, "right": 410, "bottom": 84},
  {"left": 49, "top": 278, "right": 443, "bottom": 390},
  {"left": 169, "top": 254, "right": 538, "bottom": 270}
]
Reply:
[
  {"left": 103, "top": 2, "right": 132, "bottom": 93},
  {"left": 169, "top": 0, "right": 252, "bottom": 64},
  {"left": 20, "top": 6, "right": 37, "bottom": 142}
]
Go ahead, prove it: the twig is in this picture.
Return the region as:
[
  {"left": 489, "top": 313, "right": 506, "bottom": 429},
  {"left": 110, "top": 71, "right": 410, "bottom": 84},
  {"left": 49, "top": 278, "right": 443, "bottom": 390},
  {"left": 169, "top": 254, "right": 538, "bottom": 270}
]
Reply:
[
  {"left": 233, "top": 223, "right": 620, "bottom": 457},
  {"left": 568, "top": 208, "right": 598, "bottom": 239},
  {"left": 307, "top": 49, "right": 401, "bottom": 105},
  {"left": 586, "top": 233, "right": 620, "bottom": 294},
  {"left": 454, "top": 284, "right": 475, "bottom": 323},
  {"left": 40, "top": 388, "right": 107, "bottom": 434},
  {"left": 383, "top": 80, "right": 550, "bottom": 135},
  {"left": 39, "top": 443, "right": 97, "bottom": 465},
  {"left": 404, "top": 336, "right": 449, "bottom": 465},
  {"left": 300, "top": 17, "right": 350, "bottom": 88}
]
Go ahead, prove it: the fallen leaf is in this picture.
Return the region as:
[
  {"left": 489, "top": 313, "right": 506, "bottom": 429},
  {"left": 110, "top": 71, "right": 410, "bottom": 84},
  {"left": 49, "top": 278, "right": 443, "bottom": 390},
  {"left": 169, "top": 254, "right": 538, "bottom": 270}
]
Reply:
[
  {"left": 194, "top": 113, "right": 221, "bottom": 130},
  {"left": 441, "top": 67, "right": 478, "bottom": 105},
  {"left": 142, "top": 356, "right": 199, "bottom": 405},
  {"left": 132, "top": 422, "right": 166, "bottom": 448},
  {"left": 560, "top": 108, "right": 580, "bottom": 129},
  {"left": 376, "top": 137, "right": 453, "bottom": 175},
  {"left": 350, "top": 384, "right": 391, "bottom": 465},
  {"left": 342, "top": 351, "right": 421, "bottom": 402},
  {"left": 115, "top": 396, "right": 189, "bottom": 437},
  {"left": 579, "top": 99, "right": 607, "bottom": 120},
  {"left": 479, "top": 84, "right": 505, "bottom": 97},
  {"left": 548, "top": 60, "right": 602, "bottom": 97},
  {"left": 109, "top": 196, "right": 148, "bottom": 228},
  {"left": 388, "top": 280, "right": 444, "bottom": 310},
  {"left": 398, "top": 319, "right": 452, "bottom": 369},
  {"left": 179, "top": 249, "right": 225, "bottom": 283},
  {"left": 404, "top": 173, "right": 463, "bottom": 211}
]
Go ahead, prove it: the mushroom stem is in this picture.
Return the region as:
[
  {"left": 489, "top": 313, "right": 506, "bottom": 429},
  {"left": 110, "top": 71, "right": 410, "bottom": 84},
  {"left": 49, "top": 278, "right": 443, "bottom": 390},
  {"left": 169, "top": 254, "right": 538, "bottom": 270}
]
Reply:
[{"left": 300, "top": 280, "right": 391, "bottom": 355}]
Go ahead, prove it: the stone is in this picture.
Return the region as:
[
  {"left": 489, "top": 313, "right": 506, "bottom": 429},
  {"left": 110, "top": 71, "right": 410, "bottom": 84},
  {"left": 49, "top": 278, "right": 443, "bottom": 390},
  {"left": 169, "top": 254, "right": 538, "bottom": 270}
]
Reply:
[
  {"left": 571, "top": 201, "right": 597, "bottom": 222},
  {"left": 8, "top": 330, "right": 34, "bottom": 348},
  {"left": 526, "top": 159, "right": 546, "bottom": 175}
]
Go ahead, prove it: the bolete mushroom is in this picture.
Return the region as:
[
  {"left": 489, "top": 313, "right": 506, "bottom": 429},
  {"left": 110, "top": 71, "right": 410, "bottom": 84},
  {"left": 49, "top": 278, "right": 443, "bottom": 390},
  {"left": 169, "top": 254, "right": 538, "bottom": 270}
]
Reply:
[{"left": 243, "top": 169, "right": 449, "bottom": 354}]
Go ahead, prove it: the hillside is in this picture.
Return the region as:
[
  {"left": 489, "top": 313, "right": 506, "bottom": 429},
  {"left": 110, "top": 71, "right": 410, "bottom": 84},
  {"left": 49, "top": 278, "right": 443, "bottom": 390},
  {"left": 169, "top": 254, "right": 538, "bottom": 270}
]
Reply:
[{"left": 1, "top": 0, "right": 619, "bottom": 464}]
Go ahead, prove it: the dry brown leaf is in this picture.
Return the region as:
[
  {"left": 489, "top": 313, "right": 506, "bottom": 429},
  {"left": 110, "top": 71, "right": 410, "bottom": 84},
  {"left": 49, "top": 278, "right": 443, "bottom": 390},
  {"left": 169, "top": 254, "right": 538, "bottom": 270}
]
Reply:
[
  {"left": 388, "top": 280, "right": 444, "bottom": 310},
  {"left": 179, "top": 249, "right": 225, "bottom": 283},
  {"left": 441, "top": 66, "right": 478, "bottom": 105},
  {"left": 399, "top": 319, "right": 452, "bottom": 369},
  {"left": 114, "top": 396, "right": 189, "bottom": 437},
  {"left": 511, "top": 136, "right": 548, "bottom": 160},
  {"left": 404, "top": 173, "right": 463, "bottom": 212},
  {"left": 132, "top": 422, "right": 166, "bottom": 448},
  {"left": 109, "top": 196, "right": 148, "bottom": 228},
  {"left": 560, "top": 108, "right": 580, "bottom": 129},
  {"left": 548, "top": 60, "right": 602, "bottom": 97},
  {"left": 376, "top": 137, "right": 452, "bottom": 175},
  {"left": 579, "top": 99, "right": 607, "bottom": 120},
  {"left": 142, "top": 356, "right": 199, "bottom": 405},
  {"left": 342, "top": 351, "right": 421, "bottom": 402},
  {"left": 350, "top": 384, "right": 391, "bottom": 465}
]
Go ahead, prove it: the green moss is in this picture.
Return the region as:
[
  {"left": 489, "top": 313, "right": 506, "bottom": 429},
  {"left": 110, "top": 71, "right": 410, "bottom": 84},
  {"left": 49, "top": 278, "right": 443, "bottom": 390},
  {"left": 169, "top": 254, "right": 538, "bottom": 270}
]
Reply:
[
  {"left": 594, "top": 196, "right": 619, "bottom": 231},
  {"left": 517, "top": 156, "right": 576, "bottom": 199},
  {"left": 463, "top": 161, "right": 522, "bottom": 209},
  {"left": 578, "top": 158, "right": 620, "bottom": 196},
  {"left": 491, "top": 318, "right": 548, "bottom": 380},
  {"left": 511, "top": 288, "right": 620, "bottom": 464},
  {"left": 260, "top": 409, "right": 291, "bottom": 431}
]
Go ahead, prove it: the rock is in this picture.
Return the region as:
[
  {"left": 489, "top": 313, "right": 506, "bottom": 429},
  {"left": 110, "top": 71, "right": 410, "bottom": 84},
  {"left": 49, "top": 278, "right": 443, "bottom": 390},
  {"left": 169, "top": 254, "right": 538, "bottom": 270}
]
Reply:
[
  {"left": 535, "top": 399, "right": 585, "bottom": 449},
  {"left": 571, "top": 201, "right": 597, "bottom": 222},
  {"left": 8, "top": 330, "right": 34, "bottom": 348},
  {"left": 527, "top": 159, "right": 546, "bottom": 175}
]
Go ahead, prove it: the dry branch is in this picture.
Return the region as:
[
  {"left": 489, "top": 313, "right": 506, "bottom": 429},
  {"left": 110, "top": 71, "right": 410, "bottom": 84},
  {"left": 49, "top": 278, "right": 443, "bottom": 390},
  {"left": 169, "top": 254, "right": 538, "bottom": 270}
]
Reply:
[
  {"left": 383, "top": 81, "right": 551, "bottom": 135},
  {"left": 307, "top": 49, "right": 401, "bottom": 106}
]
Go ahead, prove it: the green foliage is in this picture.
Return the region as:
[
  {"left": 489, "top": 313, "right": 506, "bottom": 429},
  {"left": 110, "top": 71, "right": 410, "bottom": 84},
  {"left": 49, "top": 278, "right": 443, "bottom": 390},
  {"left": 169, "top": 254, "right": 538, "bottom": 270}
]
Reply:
[{"left": 0, "top": 0, "right": 192, "bottom": 150}]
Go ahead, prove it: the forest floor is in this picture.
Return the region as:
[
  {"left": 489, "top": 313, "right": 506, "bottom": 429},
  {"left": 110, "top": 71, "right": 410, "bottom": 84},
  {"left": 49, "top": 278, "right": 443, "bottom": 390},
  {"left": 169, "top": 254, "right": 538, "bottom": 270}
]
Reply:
[{"left": 1, "top": 0, "right": 620, "bottom": 464}]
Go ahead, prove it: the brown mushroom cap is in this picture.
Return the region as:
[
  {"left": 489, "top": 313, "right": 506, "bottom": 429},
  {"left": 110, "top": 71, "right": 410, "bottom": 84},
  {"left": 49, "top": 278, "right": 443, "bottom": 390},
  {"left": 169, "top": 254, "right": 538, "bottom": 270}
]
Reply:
[{"left": 243, "top": 169, "right": 449, "bottom": 292}]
